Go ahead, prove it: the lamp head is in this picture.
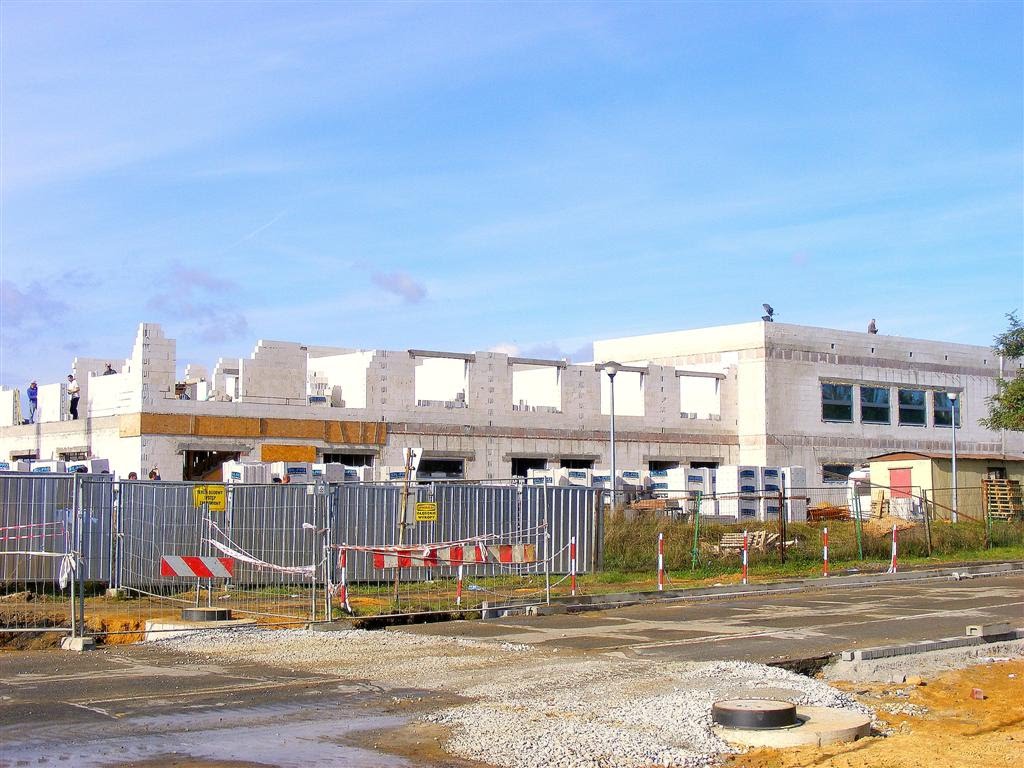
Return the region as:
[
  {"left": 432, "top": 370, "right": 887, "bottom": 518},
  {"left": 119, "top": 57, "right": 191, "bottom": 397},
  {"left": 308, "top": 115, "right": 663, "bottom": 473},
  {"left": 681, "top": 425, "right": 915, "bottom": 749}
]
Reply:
[
  {"left": 603, "top": 361, "right": 621, "bottom": 377},
  {"left": 947, "top": 391, "right": 958, "bottom": 402}
]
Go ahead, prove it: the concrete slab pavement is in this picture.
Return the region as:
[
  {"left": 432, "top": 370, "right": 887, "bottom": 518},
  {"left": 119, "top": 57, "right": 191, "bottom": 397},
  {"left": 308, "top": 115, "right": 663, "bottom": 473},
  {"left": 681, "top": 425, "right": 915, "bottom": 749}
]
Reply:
[{"left": 395, "top": 573, "right": 1024, "bottom": 665}]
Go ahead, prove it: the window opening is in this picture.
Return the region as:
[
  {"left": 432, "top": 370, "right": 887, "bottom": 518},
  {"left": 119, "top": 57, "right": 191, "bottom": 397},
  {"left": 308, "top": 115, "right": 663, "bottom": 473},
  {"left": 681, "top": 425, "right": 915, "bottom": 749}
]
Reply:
[
  {"left": 897, "top": 389, "right": 927, "bottom": 426},
  {"left": 860, "top": 386, "right": 890, "bottom": 424},
  {"left": 821, "top": 383, "right": 853, "bottom": 422}
]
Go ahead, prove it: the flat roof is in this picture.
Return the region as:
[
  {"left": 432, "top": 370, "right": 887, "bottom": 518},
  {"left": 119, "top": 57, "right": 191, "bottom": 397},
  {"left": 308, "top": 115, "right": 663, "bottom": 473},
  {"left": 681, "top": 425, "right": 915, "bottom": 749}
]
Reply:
[{"left": 866, "top": 451, "right": 1024, "bottom": 463}]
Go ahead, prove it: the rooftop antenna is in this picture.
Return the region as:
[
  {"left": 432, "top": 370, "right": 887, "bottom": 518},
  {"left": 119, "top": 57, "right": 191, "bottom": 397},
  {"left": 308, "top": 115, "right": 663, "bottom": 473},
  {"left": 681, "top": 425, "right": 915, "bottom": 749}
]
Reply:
[{"left": 761, "top": 303, "right": 775, "bottom": 322}]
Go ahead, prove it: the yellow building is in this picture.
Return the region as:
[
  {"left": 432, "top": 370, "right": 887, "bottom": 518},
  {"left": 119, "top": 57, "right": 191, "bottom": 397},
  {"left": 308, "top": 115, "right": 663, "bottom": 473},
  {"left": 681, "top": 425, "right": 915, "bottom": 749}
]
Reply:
[{"left": 866, "top": 451, "right": 1024, "bottom": 520}]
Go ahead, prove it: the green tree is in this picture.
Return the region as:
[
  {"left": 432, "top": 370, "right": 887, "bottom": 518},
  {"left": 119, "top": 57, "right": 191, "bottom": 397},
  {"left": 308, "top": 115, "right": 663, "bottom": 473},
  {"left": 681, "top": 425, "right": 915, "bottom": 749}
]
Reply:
[{"left": 980, "top": 312, "right": 1024, "bottom": 431}]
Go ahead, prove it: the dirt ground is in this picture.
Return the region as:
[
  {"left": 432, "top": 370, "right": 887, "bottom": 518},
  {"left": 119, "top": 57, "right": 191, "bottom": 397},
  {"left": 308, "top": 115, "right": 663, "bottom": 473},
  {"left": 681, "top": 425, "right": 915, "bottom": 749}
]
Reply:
[{"left": 726, "top": 660, "right": 1024, "bottom": 768}]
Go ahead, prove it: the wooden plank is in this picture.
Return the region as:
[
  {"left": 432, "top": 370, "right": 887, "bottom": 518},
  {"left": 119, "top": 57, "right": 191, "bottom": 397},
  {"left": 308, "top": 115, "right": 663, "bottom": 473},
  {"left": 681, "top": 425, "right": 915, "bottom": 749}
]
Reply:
[{"left": 260, "top": 444, "right": 317, "bottom": 463}]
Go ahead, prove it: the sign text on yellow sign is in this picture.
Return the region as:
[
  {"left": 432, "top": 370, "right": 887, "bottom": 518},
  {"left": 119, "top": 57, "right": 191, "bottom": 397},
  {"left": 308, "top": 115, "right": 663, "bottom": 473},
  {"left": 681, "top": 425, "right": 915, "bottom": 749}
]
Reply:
[
  {"left": 414, "top": 501, "right": 438, "bottom": 522},
  {"left": 192, "top": 485, "right": 227, "bottom": 511}
]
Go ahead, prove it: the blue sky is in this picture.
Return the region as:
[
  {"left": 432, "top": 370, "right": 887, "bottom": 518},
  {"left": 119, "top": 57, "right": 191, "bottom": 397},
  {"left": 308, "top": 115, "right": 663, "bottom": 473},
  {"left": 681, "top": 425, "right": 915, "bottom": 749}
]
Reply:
[{"left": 1, "top": 0, "right": 1022, "bottom": 389}]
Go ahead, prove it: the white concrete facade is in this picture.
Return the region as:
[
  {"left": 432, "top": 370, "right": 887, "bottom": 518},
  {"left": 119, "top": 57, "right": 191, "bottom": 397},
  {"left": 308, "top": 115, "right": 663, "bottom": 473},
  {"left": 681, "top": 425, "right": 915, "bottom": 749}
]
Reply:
[
  {"left": 595, "top": 321, "right": 1024, "bottom": 484},
  {"left": 1, "top": 320, "right": 1019, "bottom": 482}
]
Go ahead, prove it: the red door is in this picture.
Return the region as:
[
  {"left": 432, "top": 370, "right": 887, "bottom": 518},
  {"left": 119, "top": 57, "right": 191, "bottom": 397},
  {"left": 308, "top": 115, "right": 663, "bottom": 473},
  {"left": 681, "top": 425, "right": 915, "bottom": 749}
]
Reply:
[{"left": 889, "top": 468, "right": 912, "bottom": 499}]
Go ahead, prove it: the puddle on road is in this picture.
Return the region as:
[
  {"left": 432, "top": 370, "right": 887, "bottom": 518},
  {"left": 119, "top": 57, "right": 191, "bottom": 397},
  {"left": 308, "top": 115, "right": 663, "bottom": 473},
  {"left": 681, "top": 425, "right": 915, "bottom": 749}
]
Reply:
[{"left": 2, "top": 702, "right": 414, "bottom": 768}]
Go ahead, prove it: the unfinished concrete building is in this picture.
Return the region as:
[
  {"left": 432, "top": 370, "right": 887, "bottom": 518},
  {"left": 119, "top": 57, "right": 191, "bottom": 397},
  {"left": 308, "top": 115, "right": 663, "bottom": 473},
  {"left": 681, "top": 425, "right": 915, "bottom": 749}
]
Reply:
[{"left": 1, "top": 320, "right": 1020, "bottom": 482}]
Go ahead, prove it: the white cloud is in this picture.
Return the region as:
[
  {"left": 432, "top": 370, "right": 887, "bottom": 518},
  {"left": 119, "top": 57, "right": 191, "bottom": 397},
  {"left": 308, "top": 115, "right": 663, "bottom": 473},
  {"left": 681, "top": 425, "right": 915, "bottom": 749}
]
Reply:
[{"left": 371, "top": 271, "right": 427, "bottom": 304}]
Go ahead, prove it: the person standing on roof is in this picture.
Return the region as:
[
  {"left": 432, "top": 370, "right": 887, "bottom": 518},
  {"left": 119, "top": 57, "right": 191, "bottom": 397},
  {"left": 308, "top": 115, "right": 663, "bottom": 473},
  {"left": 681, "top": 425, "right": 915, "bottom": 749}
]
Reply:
[
  {"left": 67, "top": 375, "right": 80, "bottom": 420},
  {"left": 103, "top": 363, "right": 116, "bottom": 375},
  {"left": 27, "top": 381, "right": 38, "bottom": 423}
]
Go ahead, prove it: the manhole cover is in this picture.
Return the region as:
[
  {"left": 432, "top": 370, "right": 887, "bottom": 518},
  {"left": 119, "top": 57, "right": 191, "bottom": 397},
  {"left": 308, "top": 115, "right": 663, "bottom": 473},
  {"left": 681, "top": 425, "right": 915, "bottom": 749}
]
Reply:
[{"left": 712, "top": 699, "right": 798, "bottom": 730}]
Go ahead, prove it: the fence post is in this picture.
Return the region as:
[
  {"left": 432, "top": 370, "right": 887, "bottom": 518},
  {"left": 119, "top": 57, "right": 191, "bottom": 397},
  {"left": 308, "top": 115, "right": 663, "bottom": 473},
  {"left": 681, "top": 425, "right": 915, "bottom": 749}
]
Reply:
[
  {"left": 822, "top": 526, "right": 829, "bottom": 578},
  {"left": 985, "top": 499, "right": 992, "bottom": 550},
  {"left": 922, "top": 489, "right": 933, "bottom": 556},
  {"left": 690, "top": 492, "right": 702, "bottom": 571},
  {"left": 852, "top": 491, "right": 864, "bottom": 561},
  {"left": 76, "top": 473, "right": 87, "bottom": 638},
  {"left": 778, "top": 488, "right": 786, "bottom": 564},
  {"left": 69, "top": 474, "right": 81, "bottom": 639},
  {"left": 741, "top": 529, "right": 748, "bottom": 585},
  {"left": 544, "top": 530, "right": 551, "bottom": 605},
  {"left": 570, "top": 535, "right": 577, "bottom": 597},
  {"left": 657, "top": 532, "right": 665, "bottom": 591},
  {"left": 337, "top": 546, "right": 351, "bottom": 614},
  {"left": 887, "top": 524, "right": 898, "bottom": 573}
]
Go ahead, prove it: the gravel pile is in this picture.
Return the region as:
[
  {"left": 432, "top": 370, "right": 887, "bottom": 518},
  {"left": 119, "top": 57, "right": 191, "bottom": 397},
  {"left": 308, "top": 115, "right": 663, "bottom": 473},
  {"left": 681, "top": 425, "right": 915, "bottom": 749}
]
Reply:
[{"left": 155, "top": 628, "right": 870, "bottom": 768}]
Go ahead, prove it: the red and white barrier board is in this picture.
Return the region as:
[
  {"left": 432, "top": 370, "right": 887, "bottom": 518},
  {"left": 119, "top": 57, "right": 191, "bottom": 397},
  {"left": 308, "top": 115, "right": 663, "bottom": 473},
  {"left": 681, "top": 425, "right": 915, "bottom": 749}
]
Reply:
[
  {"left": 160, "top": 556, "right": 234, "bottom": 579},
  {"left": 370, "top": 543, "right": 536, "bottom": 569}
]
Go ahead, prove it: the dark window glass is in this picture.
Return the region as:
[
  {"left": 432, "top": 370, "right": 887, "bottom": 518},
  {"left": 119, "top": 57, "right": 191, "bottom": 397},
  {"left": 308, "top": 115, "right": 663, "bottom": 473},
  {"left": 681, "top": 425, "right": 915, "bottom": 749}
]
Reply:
[
  {"left": 821, "top": 383, "right": 853, "bottom": 422},
  {"left": 933, "top": 392, "right": 961, "bottom": 427},
  {"left": 822, "top": 464, "right": 854, "bottom": 483},
  {"left": 898, "top": 389, "right": 927, "bottom": 425},
  {"left": 860, "top": 386, "right": 890, "bottom": 424},
  {"left": 417, "top": 458, "right": 464, "bottom": 478},
  {"left": 511, "top": 457, "right": 547, "bottom": 477}
]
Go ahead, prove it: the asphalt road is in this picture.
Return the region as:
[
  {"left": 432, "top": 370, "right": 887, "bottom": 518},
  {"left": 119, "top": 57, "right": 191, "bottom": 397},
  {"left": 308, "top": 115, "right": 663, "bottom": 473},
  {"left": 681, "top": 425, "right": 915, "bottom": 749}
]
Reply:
[
  {"left": 398, "top": 572, "right": 1024, "bottom": 664},
  {"left": 0, "top": 647, "right": 465, "bottom": 768},
  {"left": 2, "top": 571, "right": 1020, "bottom": 767}
]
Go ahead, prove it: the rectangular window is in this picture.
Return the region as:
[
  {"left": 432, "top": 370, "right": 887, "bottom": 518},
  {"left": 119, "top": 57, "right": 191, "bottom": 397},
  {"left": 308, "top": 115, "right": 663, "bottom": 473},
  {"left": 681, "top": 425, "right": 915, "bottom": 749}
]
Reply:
[
  {"left": 933, "top": 392, "right": 961, "bottom": 427},
  {"left": 560, "top": 458, "right": 594, "bottom": 469},
  {"left": 511, "top": 457, "right": 547, "bottom": 478},
  {"left": 822, "top": 464, "right": 854, "bottom": 483},
  {"left": 417, "top": 458, "right": 465, "bottom": 479},
  {"left": 821, "top": 383, "right": 853, "bottom": 422},
  {"left": 860, "top": 386, "right": 890, "bottom": 424},
  {"left": 898, "top": 389, "right": 927, "bottom": 425}
]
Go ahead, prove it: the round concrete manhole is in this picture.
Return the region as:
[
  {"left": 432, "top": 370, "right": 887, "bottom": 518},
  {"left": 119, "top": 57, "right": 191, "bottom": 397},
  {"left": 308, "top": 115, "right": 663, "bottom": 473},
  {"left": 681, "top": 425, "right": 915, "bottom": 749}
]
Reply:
[
  {"left": 181, "top": 607, "right": 233, "bottom": 622},
  {"left": 714, "top": 703, "right": 872, "bottom": 748},
  {"left": 712, "top": 699, "right": 798, "bottom": 730}
]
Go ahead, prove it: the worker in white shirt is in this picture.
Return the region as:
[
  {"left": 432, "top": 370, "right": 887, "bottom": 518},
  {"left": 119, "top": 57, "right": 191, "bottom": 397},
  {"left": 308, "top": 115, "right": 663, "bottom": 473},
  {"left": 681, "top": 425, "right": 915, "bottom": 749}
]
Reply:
[{"left": 67, "top": 375, "right": 80, "bottom": 420}]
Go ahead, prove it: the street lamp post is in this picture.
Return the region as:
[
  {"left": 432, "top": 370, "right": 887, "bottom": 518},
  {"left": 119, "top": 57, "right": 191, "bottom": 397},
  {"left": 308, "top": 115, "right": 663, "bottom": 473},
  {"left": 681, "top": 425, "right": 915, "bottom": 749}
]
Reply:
[
  {"left": 948, "top": 391, "right": 958, "bottom": 524},
  {"left": 603, "top": 362, "right": 621, "bottom": 510}
]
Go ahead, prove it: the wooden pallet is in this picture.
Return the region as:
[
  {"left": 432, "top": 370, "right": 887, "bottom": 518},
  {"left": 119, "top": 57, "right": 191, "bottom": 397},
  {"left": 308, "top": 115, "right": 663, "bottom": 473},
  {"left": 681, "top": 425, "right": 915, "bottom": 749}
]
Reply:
[
  {"left": 629, "top": 499, "right": 667, "bottom": 512},
  {"left": 870, "top": 490, "right": 890, "bottom": 519},
  {"left": 982, "top": 479, "right": 1023, "bottom": 520},
  {"left": 807, "top": 503, "right": 851, "bottom": 522},
  {"left": 717, "top": 531, "right": 780, "bottom": 552}
]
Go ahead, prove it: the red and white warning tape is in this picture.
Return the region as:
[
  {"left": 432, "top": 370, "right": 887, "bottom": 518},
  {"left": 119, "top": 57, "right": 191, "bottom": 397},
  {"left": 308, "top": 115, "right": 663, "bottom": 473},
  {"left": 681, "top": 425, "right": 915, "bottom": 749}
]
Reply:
[{"left": 370, "top": 543, "right": 536, "bottom": 569}]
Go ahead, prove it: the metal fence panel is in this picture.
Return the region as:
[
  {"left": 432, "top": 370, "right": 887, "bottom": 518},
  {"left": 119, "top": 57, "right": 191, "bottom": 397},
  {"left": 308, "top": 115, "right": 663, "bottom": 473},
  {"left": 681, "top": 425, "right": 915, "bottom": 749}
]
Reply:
[
  {"left": 115, "top": 481, "right": 324, "bottom": 624},
  {"left": 0, "top": 473, "right": 77, "bottom": 631},
  {"left": 334, "top": 483, "right": 595, "bottom": 582},
  {"left": 227, "top": 483, "right": 329, "bottom": 586}
]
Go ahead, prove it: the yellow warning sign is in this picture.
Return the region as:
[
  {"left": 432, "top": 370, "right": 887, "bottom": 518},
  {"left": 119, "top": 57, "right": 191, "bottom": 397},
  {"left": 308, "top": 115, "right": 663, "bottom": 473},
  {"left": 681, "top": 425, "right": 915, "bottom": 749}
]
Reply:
[
  {"left": 415, "top": 501, "right": 438, "bottom": 522},
  {"left": 193, "top": 485, "right": 226, "bottom": 511}
]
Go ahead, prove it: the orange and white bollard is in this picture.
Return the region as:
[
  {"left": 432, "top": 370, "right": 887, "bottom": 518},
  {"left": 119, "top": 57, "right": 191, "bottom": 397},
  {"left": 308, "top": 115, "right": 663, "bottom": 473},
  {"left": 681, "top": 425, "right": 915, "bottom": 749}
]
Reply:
[
  {"left": 570, "top": 536, "right": 578, "bottom": 597},
  {"left": 337, "top": 547, "right": 351, "bottom": 613},
  {"left": 888, "top": 524, "right": 898, "bottom": 573},
  {"left": 822, "top": 527, "right": 829, "bottom": 578},
  {"left": 657, "top": 532, "right": 665, "bottom": 591},
  {"left": 455, "top": 564, "right": 464, "bottom": 607},
  {"left": 741, "top": 529, "right": 749, "bottom": 585}
]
